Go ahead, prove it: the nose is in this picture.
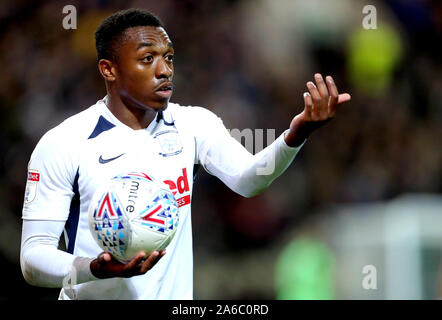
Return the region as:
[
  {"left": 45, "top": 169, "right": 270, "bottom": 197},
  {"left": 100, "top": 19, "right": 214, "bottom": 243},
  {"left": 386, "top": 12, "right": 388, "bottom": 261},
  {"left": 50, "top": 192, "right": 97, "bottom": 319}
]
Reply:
[{"left": 155, "top": 57, "right": 173, "bottom": 80}]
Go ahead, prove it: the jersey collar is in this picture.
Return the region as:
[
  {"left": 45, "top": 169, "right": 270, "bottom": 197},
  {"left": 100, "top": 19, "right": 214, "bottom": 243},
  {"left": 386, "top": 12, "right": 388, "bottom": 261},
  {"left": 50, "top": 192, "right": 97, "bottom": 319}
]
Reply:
[{"left": 98, "top": 96, "right": 173, "bottom": 134}]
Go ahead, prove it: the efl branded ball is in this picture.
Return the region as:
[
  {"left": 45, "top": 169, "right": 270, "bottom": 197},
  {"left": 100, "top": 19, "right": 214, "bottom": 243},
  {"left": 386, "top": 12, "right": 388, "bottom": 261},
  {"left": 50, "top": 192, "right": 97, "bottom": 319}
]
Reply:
[{"left": 88, "top": 172, "right": 179, "bottom": 262}]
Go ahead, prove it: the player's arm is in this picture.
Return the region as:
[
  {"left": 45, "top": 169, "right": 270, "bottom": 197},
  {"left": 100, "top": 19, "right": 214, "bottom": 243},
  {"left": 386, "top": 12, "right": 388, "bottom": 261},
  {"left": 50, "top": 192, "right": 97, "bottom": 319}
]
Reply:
[
  {"left": 198, "top": 126, "right": 301, "bottom": 198},
  {"left": 21, "top": 219, "right": 95, "bottom": 287},
  {"left": 20, "top": 128, "right": 94, "bottom": 287},
  {"left": 195, "top": 111, "right": 302, "bottom": 198},
  {"left": 196, "top": 74, "right": 350, "bottom": 198},
  {"left": 20, "top": 128, "right": 163, "bottom": 288},
  {"left": 21, "top": 219, "right": 165, "bottom": 287}
]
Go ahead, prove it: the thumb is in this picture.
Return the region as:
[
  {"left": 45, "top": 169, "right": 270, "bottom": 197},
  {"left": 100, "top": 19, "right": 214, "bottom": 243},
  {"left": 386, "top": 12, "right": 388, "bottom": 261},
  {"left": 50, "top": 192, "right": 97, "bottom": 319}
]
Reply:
[
  {"left": 337, "top": 93, "right": 351, "bottom": 104},
  {"left": 97, "top": 252, "right": 111, "bottom": 265}
]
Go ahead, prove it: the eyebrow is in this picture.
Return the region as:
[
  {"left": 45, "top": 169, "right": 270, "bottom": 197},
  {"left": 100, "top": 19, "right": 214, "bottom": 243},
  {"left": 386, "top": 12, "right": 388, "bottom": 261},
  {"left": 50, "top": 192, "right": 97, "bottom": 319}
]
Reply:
[{"left": 136, "top": 42, "right": 174, "bottom": 50}]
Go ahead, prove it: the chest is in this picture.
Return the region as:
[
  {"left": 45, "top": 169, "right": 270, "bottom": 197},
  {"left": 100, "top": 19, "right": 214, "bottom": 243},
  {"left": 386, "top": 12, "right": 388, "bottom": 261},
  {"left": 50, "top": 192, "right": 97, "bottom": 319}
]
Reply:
[{"left": 76, "top": 124, "right": 195, "bottom": 207}]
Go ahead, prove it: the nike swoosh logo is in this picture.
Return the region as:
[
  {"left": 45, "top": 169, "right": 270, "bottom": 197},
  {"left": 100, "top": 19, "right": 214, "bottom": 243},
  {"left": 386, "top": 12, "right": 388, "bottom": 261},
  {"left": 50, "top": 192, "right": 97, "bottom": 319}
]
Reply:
[{"left": 99, "top": 153, "right": 125, "bottom": 164}]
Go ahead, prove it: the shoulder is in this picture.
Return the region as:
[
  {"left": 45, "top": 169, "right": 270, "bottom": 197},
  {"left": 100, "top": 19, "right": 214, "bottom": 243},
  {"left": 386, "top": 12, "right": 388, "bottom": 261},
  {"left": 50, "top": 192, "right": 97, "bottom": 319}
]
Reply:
[
  {"left": 31, "top": 101, "right": 104, "bottom": 158},
  {"left": 57, "top": 102, "right": 105, "bottom": 139},
  {"left": 167, "top": 102, "right": 223, "bottom": 127},
  {"left": 167, "top": 103, "right": 230, "bottom": 145}
]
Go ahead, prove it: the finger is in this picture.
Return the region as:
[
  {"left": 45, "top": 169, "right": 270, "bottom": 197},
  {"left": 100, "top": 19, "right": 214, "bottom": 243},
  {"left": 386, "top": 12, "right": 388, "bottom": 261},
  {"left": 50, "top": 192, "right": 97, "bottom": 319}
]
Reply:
[
  {"left": 124, "top": 251, "right": 147, "bottom": 271},
  {"left": 303, "top": 92, "right": 313, "bottom": 119},
  {"left": 314, "top": 73, "right": 329, "bottom": 99},
  {"left": 325, "top": 76, "right": 339, "bottom": 115},
  {"left": 314, "top": 74, "right": 330, "bottom": 119},
  {"left": 97, "top": 252, "right": 111, "bottom": 265},
  {"left": 139, "top": 251, "right": 161, "bottom": 274},
  {"left": 337, "top": 93, "right": 351, "bottom": 104},
  {"left": 103, "top": 252, "right": 111, "bottom": 262},
  {"left": 306, "top": 81, "right": 321, "bottom": 118},
  {"left": 306, "top": 81, "right": 321, "bottom": 102}
]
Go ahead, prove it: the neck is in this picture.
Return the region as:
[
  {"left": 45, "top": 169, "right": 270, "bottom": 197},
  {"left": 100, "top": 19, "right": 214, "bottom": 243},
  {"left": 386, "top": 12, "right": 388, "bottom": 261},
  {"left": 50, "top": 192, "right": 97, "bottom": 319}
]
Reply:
[{"left": 105, "top": 93, "right": 157, "bottom": 130}]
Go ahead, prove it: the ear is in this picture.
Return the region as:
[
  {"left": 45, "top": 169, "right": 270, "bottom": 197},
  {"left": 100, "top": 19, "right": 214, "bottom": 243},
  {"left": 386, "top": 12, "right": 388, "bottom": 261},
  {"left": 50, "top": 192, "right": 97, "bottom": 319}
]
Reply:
[{"left": 98, "top": 59, "right": 117, "bottom": 82}]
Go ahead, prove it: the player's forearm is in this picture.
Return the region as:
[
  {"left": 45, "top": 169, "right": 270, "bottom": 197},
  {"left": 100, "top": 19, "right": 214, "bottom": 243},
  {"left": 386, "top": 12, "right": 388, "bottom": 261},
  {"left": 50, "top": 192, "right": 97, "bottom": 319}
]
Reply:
[
  {"left": 234, "top": 130, "right": 304, "bottom": 197},
  {"left": 206, "top": 130, "right": 304, "bottom": 198},
  {"left": 20, "top": 220, "right": 97, "bottom": 288}
]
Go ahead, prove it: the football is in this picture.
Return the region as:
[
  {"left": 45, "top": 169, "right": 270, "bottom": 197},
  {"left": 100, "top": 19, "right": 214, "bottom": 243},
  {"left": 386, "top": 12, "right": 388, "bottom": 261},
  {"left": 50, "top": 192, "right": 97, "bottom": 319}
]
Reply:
[{"left": 88, "top": 172, "right": 179, "bottom": 262}]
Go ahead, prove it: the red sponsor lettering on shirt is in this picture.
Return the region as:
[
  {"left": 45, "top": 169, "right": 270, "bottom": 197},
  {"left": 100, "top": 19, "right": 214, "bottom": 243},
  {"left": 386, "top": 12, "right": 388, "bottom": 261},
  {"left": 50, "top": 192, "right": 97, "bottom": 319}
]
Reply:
[{"left": 163, "top": 168, "right": 191, "bottom": 208}]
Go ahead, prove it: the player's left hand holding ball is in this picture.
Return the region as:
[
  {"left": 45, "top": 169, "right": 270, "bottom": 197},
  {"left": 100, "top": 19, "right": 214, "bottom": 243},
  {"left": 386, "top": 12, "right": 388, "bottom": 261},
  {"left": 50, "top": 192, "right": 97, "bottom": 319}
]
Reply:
[
  {"left": 90, "top": 250, "right": 166, "bottom": 279},
  {"left": 284, "top": 73, "right": 351, "bottom": 147}
]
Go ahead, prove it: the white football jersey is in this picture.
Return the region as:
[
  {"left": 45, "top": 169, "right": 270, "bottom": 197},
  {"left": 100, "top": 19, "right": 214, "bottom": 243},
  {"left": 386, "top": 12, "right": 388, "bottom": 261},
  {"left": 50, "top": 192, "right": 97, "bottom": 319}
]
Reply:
[{"left": 21, "top": 97, "right": 303, "bottom": 299}]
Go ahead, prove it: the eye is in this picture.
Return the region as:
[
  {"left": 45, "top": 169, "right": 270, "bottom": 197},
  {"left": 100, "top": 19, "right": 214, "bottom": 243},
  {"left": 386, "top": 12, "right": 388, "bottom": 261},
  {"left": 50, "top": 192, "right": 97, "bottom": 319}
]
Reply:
[
  {"left": 142, "top": 55, "right": 153, "bottom": 63},
  {"left": 166, "top": 54, "right": 174, "bottom": 62}
]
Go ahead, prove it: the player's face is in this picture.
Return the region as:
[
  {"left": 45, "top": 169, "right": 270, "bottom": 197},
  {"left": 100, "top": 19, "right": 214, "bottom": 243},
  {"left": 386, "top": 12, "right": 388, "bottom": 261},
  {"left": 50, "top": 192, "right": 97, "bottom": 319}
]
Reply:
[{"left": 114, "top": 26, "right": 174, "bottom": 111}]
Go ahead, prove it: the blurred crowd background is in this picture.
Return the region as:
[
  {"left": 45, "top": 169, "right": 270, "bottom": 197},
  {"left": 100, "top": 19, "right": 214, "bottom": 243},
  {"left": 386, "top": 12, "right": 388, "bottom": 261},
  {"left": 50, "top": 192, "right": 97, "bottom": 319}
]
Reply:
[{"left": 0, "top": 0, "right": 441, "bottom": 299}]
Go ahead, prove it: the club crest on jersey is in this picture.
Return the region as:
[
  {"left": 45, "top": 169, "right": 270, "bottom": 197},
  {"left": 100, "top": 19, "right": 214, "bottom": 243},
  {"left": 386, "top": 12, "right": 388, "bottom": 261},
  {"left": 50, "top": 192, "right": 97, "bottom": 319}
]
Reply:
[
  {"left": 24, "top": 169, "right": 40, "bottom": 204},
  {"left": 154, "top": 129, "right": 183, "bottom": 157}
]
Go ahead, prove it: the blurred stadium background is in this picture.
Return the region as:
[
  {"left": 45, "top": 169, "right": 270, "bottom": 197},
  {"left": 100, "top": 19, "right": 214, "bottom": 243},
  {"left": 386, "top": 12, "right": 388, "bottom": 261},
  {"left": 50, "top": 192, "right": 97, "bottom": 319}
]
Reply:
[{"left": 0, "top": 0, "right": 441, "bottom": 299}]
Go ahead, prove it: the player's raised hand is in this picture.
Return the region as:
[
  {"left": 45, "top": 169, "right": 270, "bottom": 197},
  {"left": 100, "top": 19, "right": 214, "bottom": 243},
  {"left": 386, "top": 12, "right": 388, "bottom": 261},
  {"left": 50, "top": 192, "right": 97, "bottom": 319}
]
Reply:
[
  {"left": 90, "top": 250, "right": 166, "bottom": 279},
  {"left": 284, "top": 73, "right": 351, "bottom": 147}
]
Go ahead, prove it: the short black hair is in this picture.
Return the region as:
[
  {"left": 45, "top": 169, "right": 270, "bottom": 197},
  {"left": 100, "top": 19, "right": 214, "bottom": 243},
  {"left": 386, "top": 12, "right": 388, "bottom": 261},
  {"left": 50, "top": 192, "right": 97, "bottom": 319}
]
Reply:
[{"left": 95, "top": 8, "right": 163, "bottom": 61}]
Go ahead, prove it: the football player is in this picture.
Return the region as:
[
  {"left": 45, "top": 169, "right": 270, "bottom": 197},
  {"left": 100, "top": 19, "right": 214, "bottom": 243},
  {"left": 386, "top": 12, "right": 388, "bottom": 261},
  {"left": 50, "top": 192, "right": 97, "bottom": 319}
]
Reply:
[{"left": 20, "top": 8, "right": 350, "bottom": 299}]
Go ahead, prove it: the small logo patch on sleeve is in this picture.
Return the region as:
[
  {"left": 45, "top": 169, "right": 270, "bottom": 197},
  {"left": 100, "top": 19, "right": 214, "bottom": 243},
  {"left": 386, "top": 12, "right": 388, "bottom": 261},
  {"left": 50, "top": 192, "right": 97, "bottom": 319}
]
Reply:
[
  {"left": 28, "top": 171, "right": 40, "bottom": 182},
  {"left": 24, "top": 169, "right": 39, "bottom": 204}
]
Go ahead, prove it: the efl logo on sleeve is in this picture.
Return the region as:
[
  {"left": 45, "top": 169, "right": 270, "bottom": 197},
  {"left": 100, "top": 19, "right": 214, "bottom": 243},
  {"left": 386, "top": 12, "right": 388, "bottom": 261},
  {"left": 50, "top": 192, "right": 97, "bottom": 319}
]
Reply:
[{"left": 24, "top": 169, "right": 40, "bottom": 204}]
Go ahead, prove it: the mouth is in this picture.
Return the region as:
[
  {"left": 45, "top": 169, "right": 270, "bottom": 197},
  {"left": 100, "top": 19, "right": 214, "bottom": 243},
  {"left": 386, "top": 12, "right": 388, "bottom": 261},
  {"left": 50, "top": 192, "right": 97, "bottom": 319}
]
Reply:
[{"left": 155, "top": 82, "right": 173, "bottom": 99}]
